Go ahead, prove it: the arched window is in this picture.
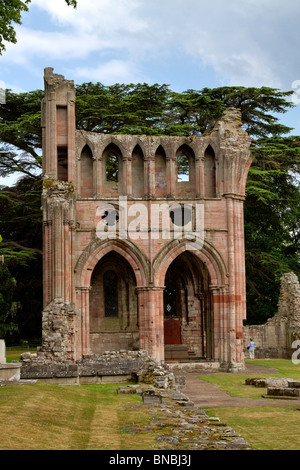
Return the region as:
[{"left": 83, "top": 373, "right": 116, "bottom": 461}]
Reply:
[
  {"left": 177, "top": 153, "right": 189, "bottom": 182},
  {"left": 176, "top": 145, "right": 196, "bottom": 197},
  {"left": 104, "top": 270, "right": 118, "bottom": 317},
  {"left": 131, "top": 145, "right": 144, "bottom": 197},
  {"left": 80, "top": 144, "right": 93, "bottom": 197},
  {"left": 155, "top": 145, "right": 167, "bottom": 197},
  {"left": 106, "top": 153, "right": 119, "bottom": 182},
  {"left": 204, "top": 145, "right": 216, "bottom": 198},
  {"left": 103, "top": 143, "right": 123, "bottom": 195}
]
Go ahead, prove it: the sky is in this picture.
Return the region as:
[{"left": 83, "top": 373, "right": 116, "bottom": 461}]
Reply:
[{"left": 1, "top": 0, "right": 300, "bottom": 185}]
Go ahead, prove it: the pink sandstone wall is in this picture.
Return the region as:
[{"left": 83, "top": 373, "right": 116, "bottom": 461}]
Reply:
[{"left": 40, "top": 67, "right": 252, "bottom": 371}]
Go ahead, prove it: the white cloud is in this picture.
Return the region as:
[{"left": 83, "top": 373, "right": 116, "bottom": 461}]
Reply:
[
  {"left": 2, "top": 0, "right": 300, "bottom": 89},
  {"left": 72, "top": 59, "right": 146, "bottom": 84}
]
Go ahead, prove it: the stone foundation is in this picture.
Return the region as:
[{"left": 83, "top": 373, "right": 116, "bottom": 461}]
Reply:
[{"left": 20, "top": 349, "right": 185, "bottom": 387}]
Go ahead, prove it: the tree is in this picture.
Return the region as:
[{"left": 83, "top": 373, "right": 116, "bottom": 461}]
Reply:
[
  {"left": 0, "top": 236, "right": 19, "bottom": 339},
  {"left": 0, "top": 89, "right": 43, "bottom": 179},
  {"left": 244, "top": 135, "right": 300, "bottom": 324},
  {"left": 75, "top": 82, "right": 171, "bottom": 135},
  {"left": 0, "top": 0, "right": 77, "bottom": 54},
  {"left": 166, "top": 86, "right": 294, "bottom": 137},
  {"left": 0, "top": 262, "right": 18, "bottom": 339},
  {"left": 0, "top": 177, "right": 43, "bottom": 343}
]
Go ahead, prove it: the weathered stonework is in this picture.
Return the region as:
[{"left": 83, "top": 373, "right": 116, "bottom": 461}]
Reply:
[
  {"left": 244, "top": 273, "right": 300, "bottom": 358},
  {"left": 32, "top": 67, "right": 252, "bottom": 374},
  {"left": 20, "top": 349, "right": 185, "bottom": 387}
]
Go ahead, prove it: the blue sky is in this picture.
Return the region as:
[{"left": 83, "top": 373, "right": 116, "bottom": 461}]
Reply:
[{"left": 1, "top": 0, "right": 300, "bottom": 184}]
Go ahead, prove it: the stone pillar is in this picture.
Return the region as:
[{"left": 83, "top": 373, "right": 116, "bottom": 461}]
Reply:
[
  {"left": 80, "top": 287, "right": 90, "bottom": 356},
  {"left": 148, "top": 156, "right": 155, "bottom": 198},
  {"left": 0, "top": 340, "right": 6, "bottom": 364},
  {"left": 194, "top": 157, "right": 200, "bottom": 198},
  {"left": 96, "top": 152, "right": 103, "bottom": 197},
  {"left": 137, "top": 287, "right": 164, "bottom": 362},
  {"left": 123, "top": 154, "right": 130, "bottom": 196}
]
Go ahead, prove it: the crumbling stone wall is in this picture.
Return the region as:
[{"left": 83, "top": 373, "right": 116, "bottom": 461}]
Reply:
[
  {"left": 244, "top": 273, "right": 300, "bottom": 358},
  {"left": 20, "top": 349, "right": 184, "bottom": 388}
]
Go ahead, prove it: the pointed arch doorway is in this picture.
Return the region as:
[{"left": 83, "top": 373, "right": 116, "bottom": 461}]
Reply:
[
  {"left": 163, "top": 251, "right": 213, "bottom": 361},
  {"left": 89, "top": 251, "right": 139, "bottom": 354}
]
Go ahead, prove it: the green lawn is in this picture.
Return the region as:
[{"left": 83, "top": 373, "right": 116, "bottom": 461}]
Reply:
[
  {"left": 2, "top": 355, "right": 300, "bottom": 450},
  {"left": 5, "top": 346, "right": 37, "bottom": 363},
  {"left": 0, "top": 382, "right": 158, "bottom": 450},
  {"left": 201, "top": 359, "right": 300, "bottom": 450}
]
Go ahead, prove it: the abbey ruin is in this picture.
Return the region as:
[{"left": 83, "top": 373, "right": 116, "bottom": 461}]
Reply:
[{"left": 30, "top": 67, "right": 252, "bottom": 374}]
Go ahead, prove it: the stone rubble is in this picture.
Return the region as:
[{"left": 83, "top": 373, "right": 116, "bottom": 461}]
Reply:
[
  {"left": 122, "top": 400, "right": 253, "bottom": 450},
  {"left": 246, "top": 376, "right": 300, "bottom": 400},
  {"left": 117, "top": 368, "right": 253, "bottom": 450}
]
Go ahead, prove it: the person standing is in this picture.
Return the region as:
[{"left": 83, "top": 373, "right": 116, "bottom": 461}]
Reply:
[{"left": 248, "top": 338, "right": 255, "bottom": 359}]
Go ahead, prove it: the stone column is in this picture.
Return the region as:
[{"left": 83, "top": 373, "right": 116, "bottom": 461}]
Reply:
[
  {"left": 67, "top": 91, "right": 76, "bottom": 182},
  {"left": 195, "top": 156, "right": 201, "bottom": 198},
  {"left": 80, "top": 287, "right": 91, "bottom": 356},
  {"left": 148, "top": 156, "right": 155, "bottom": 198},
  {"left": 0, "top": 340, "right": 6, "bottom": 364},
  {"left": 43, "top": 220, "right": 53, "bottom": 306},
  {"left": 137, "top": 286, "right": 165, "bottom": 362},
  {"left": 96, "top": 153, "right": 103, "bottom": 197}
]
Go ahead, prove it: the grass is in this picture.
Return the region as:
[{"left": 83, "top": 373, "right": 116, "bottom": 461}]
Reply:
[
  {"left": 0, "top": 382, "right": 158, "bottom": 450},
  {"left": 3, "top": 352, "right": 300, "bottom": 450},
  {"left": 5, "top": 346, "right": 37, "bottom": 363},
  {"left": 201, "top": 359, "right": 300, "bottom": 450}
]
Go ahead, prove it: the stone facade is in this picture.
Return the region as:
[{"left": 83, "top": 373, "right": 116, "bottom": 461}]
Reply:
[
  {"left": 39, "top": 67, "right": 252, "bottom": 371},
  {"left": 244, "top": 272, "right": 300, "bottom": 358}
]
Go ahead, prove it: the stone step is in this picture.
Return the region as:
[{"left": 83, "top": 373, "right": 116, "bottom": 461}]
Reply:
[{"left": 164, "top": 345, "right": 189, "bottom": 360}]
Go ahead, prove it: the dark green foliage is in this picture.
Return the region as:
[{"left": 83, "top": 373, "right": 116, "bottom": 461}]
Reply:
[
  {"left": 244, "top": 137, "right": 300, "bottom": 324},
  {"left": 0, "top": 263, "right": 18, "bottom": 339},
  {"left": 0, "top": 177, "right": 42, "bottom": 343}
]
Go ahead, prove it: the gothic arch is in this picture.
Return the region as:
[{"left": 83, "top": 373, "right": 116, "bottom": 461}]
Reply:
[
  {"left": 204, "top": 144, "right": 217, "bottom": 198},
  {"left": 128, "top": 138, "right": 147, "bottom": 157},
  {"left": 101, "top": 135, "right": 128, "bottom": 157},
  {"left": 153, "top": 238, "right": 228, "bottom": 287},
  {"left": 174, "top": 139, "right": 197, "bottom": 156},
  {"left": 74, "top": 237, "right": 150, "bottom": 289},
  {"left": 79, "top": 144, "right": 94, "bottom": 197},
  {"left": 76, "top": 138, "right": 96, "bottom": 159},
  {"left": 153, "top": 142, "right": 168, "bottom": 157},
  {"left": 131, "top": 144, "right": 145, "bottom": 197},
  {"left": 155, "top": 144, "right": 167, "bottom": 197}
]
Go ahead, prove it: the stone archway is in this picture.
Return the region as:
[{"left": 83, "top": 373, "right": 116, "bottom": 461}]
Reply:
[
  {"left": 74, "top": 238, "right": 149, "bottom": 359},
  {"left": 163, "top": 251, "right": 213, "bottom": 361},
  {"left": 89, "top": 251, "right": 139, "bottom": 354}
]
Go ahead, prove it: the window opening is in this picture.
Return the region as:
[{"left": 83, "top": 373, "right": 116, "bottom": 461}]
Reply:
[
  {"left": 170, "top": 205, "right": 192, "bottom": 227},
  {"left": 177, "top": 153, "right": 189, "bottom": 182},
  {"left": 101, "top": 209, "right": 119, "bottom": 227},
  {"left": 106, "top": 153, "right": 119, "bottom": 182}
]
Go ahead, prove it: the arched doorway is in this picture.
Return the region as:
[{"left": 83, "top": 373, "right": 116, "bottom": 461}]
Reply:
[
  {"left": 163, "top": 251, "right": 213, "bottom": 361},
  {"left": 89, "top": 251, "right": 139, "bottom": 354}
]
